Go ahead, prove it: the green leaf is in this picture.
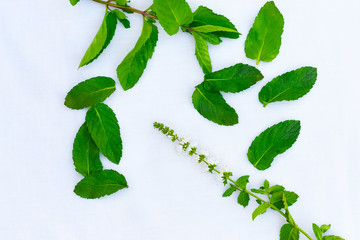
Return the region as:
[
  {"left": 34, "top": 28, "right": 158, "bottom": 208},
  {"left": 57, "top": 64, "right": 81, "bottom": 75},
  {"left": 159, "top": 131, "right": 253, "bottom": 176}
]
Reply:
[
  {"left": 119, "top": 18, "right": 130, "bottom": 28},
  {"left": 245, "top": 1, "right": 284, "bottom": 64},
  {"left": 79, "top": 11, "right": 117, "bottom": 68},
  {"left": 263, "top": 179, "right": 269, "bottom": 189},
  {"left": 313, "top": 223, "right": 323, "bottom": 240},
  {"left": 64, "top": 76, "right": 116, "bottom": 109},
  {"left": 237, "top": 191, "right": 250, "bottom": 207},
  {"left": 222, "top": 185, "right": 236, "bottom": 197},
  {"left": 190, "top": 6, "right": 240, "bottom": 39},
  {"left": 74, "top": 170, "right": 128, "bottom": 199},
  {"left": 280, "top": 224, "right": 300, "bottom": 240},
  {"left": 204, "top": 63, "right": 263, "bottom": 93},
  {"left": 153, "top": 0, "right": 193, "bottom": 35},
  {"left": 194, "top": 32, "right": 222, "bottom": 45},
  {"left": 117, "top": 19, "right": 158, "bottom": 91},
  {"left": 270, "top": 191, "right": 299, "bottom": 209},
  {"left": 252, "top": 202, "right": 270, "bottom": 220},
  {"left": 115, "top": 0, "right": 127, "bottom": 5},
  {"left": 268, "top": 185, "right": 285, "bottom": 194},
  {"left": 111, "top": 9, "right": 130, "bottom": 28},
  {"left": 73, "top": 124, "right": 103, "bottom": 176},
  {"left": 192, "top": 32, "right": 212, "bottom": 74},
  {"left": 86, "top": 103, "right": 122, "bottom": 164},
  {"left": 69, "top": 0, "right": 79, "bottom": 6},
  {"left": 192, "top": 83, "right": 238, "bottom": 126},
  {"left": 251, "top": 188, "right": 266, "bottom": 194},
  {"left": 236, "top": 175, "right": 249, "bottom": 189},
  {"left": 320, "top": 224, "right": 331, "bottom": 234},
  {"left": 259, "top": 67, "right": 318, "bottom": 107},
  {"left": 192, "top": 25, "right": 238, "bottom": 33},
  {"left": 323, "top": 236, "right": 345, "bottom": 240},
  {"left": 247, "top": 120, "right": 301, "bottom": 170}
]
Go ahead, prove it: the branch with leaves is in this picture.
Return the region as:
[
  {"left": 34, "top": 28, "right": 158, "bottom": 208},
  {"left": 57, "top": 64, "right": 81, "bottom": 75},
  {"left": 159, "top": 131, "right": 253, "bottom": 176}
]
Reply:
[{"left": 153, "top": 122, "right": 344, "bottom": 240}]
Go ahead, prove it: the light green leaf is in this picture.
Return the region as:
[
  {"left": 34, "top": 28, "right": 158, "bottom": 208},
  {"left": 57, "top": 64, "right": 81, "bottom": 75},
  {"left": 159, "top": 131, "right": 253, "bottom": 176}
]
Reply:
[
  {"left": 270, "top": 191, "right": 298, "bottom": 209},
  {"left": 320, "top": 224, "right": 331, "bottom": 234},
  {"left": 323, "top": 236, "right": 345, "bottom": 240},
  {"left": 237, "top": 191, "right": 250, "bottom": 208},
  {"left": 222, "top": 185, "right": 236, "bottom": 197},
  {"left": 192, "top": 32, "right": 212, "bottom": 74},
  {"left": 251, "top": 188, "right": 266, "bottom": 194},
  {"left": 79, "top": 11, "right": 117, "bottom": 68},
  {"left": 117, "top": 19, "right": 158, "bottom": 91},
  {"left": 252, "top": 202, "right": 270, "bottom": 220},
  {"left": 64, "top": 76, "right": 116, "bottom": 109},
  {"left": 313, "top": 223, "right": 323, "bottom": 240},
  {"left": 73, "top": 124, "right": 103, "bottom": 176},
  {"left": 194, "top": 32, "right": 222, "bottom": 45},
  {"left": 74, "top": 170, "right": 128, "bottom": 199},
  {"left": 192, "top": 25, "right": 238, "bottom": 33},
  {"left": 69, "top": 0, "right": 79, "bottom": 6},
  {"left": 259, "top": 67, "right": 317, "bottom": 107},
  {"left": 268, "top": 185, "right": 285, "bottom": 194},
  {"left": 247, "top": 120, "right": 301, "bottom": 170},
  {"left": 204, "top": 63, "right": 263, "bottom": 93},
  {"left": 245, "top": 1, "right": 284, "bottom": 64},
  {"left": 236, "top": 175, "right": 249, "bottom": 189},
  {"left": 86, "top": 103, "right": 122, "bottom": 164},
  {"left": 280, "top": 224, "right": 300, "bottom": 240},
  {"left": 115, "top": 0, "right": 127, "bottom": 5},
  {"left": 192, "top": 83, "right": 238, "bottom": 126},
  {"left": 112, "top": 9, "right": 126, "bottom": 20},
  {"left": 153, "top": 0, "right": 193, "bottom": 35},
  {"left": 190, "top": 6, "right": 240, "bottom": 39}
]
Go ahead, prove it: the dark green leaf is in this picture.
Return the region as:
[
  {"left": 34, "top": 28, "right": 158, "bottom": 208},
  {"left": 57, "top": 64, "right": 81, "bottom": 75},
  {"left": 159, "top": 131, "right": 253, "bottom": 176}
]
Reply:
[
  {"left": 190, "top": 6, "right": 240, "bottom": 39},
  {"left": 222, "top": 185, "right": 236, "bottom": 197},
  {"left": 247, "top": 120, "right": 301, "bottom": 170},
  {"left": 280, "top": 224, "right": 300, "bottom": 240},
  {"left": 64, "top": 76, "right": 116, "bottom": 109},
  {"left": 236, "top": 175, "right": 249, "bottom": 189},
  {"left": 268, "top": 185, "right": 285, "bottom": 194},
  {"left": 313, "top": 223, "right": 323, "bottom": 240},
  {"left": 259, "top": 67, "right": 318, "bottom": 107},
  {"left": 79, "top": 11, "right": 117, "bottom": 68},
  {"left": 270, "top": 191, "right": 298, "bottom": 209},
  {"left": 245, "top": 1, "right": 284, "bottom": 64},
  {"left": 251, "top": 188, "right": 266, "bottom": 194},
  {"left": 117, "top": 19, "right": 158, "bottom": 91},
  {"left": 204, "top": 63, "right": 263, "bottom": 93},
  {"left": 237, "top": 191, "right": 250, "bottom": 207},
  {"left": 192, "top": 32, "right": 212, "bottom": 74},
  {"left": 153, "top": 0, "right": 193, "bottom": 35},
  {"left": 73, "top": 124, "right": 103, "bottom": 176},
  {"left": 192, "top": 83, "right": 238, "bottom": 126},
  {"left": 252, "top": 202, "right": 270, "bottom": 220},
  {"left": 119, "top": 18, "right": 130, "bottom": 28},
  {"left": 86, "top": 103, "right": 122, "bottom": 164},
  {"left": 74, "top": 170, "right": 128, "bottom": 199},
  {"left": 192, "top": 25, "right": 238, "bottom": 33},
  {"left": 323, "top": 236, "right": 345, "bottom": 240},
  {"left": 320, "top": 224, "right": 331, "bottom": 234},
  {"left": 69, "top": 0, "right": 79, "bottom": 6}
]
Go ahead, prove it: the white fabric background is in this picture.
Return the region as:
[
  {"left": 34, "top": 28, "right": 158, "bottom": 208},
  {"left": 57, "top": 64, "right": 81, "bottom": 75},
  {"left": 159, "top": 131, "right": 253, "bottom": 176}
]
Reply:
[{"left": 0, "top": 0, "right": 359, "bottom": 239}]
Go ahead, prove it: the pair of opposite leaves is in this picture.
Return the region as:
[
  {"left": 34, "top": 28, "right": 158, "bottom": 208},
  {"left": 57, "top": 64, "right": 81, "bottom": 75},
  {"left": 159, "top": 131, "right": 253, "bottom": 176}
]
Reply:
[{"left": 65, "top": 77, "right": 127, "bottom": 199}]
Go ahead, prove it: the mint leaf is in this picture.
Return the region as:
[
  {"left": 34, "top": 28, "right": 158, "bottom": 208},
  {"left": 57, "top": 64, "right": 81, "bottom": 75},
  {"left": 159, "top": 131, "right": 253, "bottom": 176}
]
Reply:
[
  {"left": 313, "top": 223, "right": 323, "bottom": 240},
  {"left": 252, "top": 202, "right": 270, "bottom": 220},
  {"left": 192, "top": 83, "right": 238, "bottom": 126},
  {"left": 117, "top": 19, "right": 158, "bottom": 90},
  {"left": 251, "top": 188, "right": 266, "bottom": 194},
  {"left": 64, "top": 76, "right": 116, "bottom": 109},
  {"left": 190, "top": 6, "right": 240, "bottom": 39},
  {"left": 79, "top": 11, "right": 117, "bottom": 68},
  {"left": 192, "top": 25, "right": 238, "bottom": 33},
  {"left": 259, "top": 67, "right": 318, "bottom": 107},
  {"left": 73, "top": 124, "right": 103, "bottom": 176},
  {"left": 111, "top": 9, "right": 130, "bottom": 28},
  {"left": 222, "top": 185, "right": 236, "bottom": 197},
  {"left": 194, "top": 32, "right": 222, "bottom": 45},
  {"left": 247, "top": 120, "right": 301, "bottom": 170},
  {"left": 86, "top": 103, "right": 122, "bottom": 164},
  {"left": 280, "top": 224, "right": 300, "bottom": 240},
  {"left": 268, "top": 185, "right": 285, "bottom": 194},
  {"left": 323, "top": 236, "right": 345, "bottom": 240},
  {"left": 115, "top": 0, "right": 127, "bottom": 5},
  {"left": 245, "top": 1, "right": 284, "bottom": 64},
  {"left": 192, "top": 32, "right": 212, "bottom": 74},
  {"left": 270, "top": 191, "right": 299, "bottom": 209},
  {"left": 320, "top": 224, "right": 331, "bottom": 234},
  {"left": 74, "top": 170, "right": 128, "bottom": 199},
  {"left": 69, "top": 0, "right": 79, "bottom": 6},
  {"left": 237, "top": 191, "right": 250, "bottom": 207},
  {"left": 153, "top": 0, "right": 193, "bottom": 35},
  {"left": 236, "top": 175, "right": 249, "bottom": 189},
  {"left": 204, "top": 63, "right": 263, "bottom": 93}
]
